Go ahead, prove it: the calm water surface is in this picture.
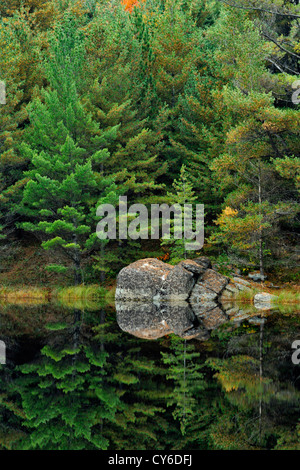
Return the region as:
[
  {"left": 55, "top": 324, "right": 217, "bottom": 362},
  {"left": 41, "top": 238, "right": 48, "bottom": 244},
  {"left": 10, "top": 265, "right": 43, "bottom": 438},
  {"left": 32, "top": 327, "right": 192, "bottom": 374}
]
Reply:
[{"left": 0, "top": 299, "right": 299, "bottom": 450}]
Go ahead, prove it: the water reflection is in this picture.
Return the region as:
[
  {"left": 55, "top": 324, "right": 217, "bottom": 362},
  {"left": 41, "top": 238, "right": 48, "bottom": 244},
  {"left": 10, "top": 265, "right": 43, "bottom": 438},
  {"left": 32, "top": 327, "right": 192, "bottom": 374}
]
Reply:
[
  {"left": 115, "top": 300, "right": 268, "bottom": 341},
  {"left": 0, "top": 300, "right": 299, "bottom": 450},
  {"left": 115, "top": 301, "right": 209, "bottom": 340}
]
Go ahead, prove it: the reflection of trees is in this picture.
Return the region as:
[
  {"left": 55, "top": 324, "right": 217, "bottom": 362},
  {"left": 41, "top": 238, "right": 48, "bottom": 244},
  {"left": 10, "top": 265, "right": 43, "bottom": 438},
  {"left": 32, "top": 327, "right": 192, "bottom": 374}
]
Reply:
[
  {"left": 161, "top": 335, "right": 206, "bottom": 436},
  {"left": 0, "top": 363, "right": 27, "bottom": 450},
  {"left": 0, "top": 305, "right": 300, "bottom": 450},
  {"left": 206, "top": 316, "right": 300, "bottom": 450},
  {"left": 10, "top": 308, "right": 120, "bottom": 450},
  {"left": 94, "top": 318, "right": 174, "bottom": 450}
]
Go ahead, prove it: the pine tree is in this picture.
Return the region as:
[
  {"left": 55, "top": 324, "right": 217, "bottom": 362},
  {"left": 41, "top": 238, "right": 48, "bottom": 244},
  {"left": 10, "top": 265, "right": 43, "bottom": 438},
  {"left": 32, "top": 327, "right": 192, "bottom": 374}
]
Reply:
[
  {"left": 208, "top": 8, "right": 300, "bottom": 274},
  {"left": 161, "top": 164, "right": 201, "bottom": 263},
  {"left": 86, "top": 4, "right": 167, "bottom": 206},
  {"left": 19, "top": 13, "right": 119, "bottom": 284},
  {"left": 0, "top": 7, "right": 46, "bottom": 241},
  {"left": 209, "top": 89, "right": 299, "bottom": 275},
  {"left": 149, "top": 0, "right": 203, "bottom": 183}
]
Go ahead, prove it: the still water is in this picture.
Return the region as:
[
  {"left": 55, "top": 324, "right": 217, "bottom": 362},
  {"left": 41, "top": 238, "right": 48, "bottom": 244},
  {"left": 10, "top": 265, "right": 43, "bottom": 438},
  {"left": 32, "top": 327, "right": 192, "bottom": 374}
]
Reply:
[{"left": 0, "top": 298, "right": 299, "bottom": 450}]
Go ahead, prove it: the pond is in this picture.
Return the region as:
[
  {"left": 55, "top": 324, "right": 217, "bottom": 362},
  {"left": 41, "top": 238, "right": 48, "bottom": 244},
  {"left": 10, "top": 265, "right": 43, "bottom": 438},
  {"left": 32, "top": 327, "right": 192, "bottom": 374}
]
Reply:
[{"left": 0, "top": 298, "right": 299, "bottom": 450}]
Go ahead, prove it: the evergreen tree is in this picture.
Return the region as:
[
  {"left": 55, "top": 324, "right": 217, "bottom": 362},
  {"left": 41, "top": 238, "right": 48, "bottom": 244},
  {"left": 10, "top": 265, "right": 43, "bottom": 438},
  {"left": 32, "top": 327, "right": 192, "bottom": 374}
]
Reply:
[
  {"left": 87, "top": 3, "right": 167, "bottom": 205},
  {"left": 208, "top": 7, "right": 299, "bottom": 273},
  {"left": 0, "top": 8, "right": 45, "bottom": 241},
  {"left": 19, "top": 14, "right": 119, "bottom": 284},
  {"left": 161, "top": 164, "right": 201, "bottom": 263},
  {"left": 209, "top": 89, "right": 299, "bottom": 275}
]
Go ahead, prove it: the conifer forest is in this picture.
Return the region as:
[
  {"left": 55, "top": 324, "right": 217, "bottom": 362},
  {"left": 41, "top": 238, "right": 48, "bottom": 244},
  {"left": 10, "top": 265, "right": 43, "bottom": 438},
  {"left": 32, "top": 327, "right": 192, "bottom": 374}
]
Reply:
[{"left": 0, "top": 0, "right": 299, "bottom": 453}]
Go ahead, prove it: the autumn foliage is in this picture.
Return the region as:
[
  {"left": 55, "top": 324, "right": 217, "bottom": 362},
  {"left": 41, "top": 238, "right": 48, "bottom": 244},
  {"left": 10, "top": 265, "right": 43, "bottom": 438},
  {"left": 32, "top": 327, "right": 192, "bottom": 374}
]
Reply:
[{"left": 121, "top": 0, "right": 141, "bottom": 12}]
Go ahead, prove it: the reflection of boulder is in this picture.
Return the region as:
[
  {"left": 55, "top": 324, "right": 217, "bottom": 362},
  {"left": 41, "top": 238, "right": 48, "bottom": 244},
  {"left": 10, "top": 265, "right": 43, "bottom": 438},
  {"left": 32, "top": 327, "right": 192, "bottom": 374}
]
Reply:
[
  {"left": 254, "top": 292, "right": 278, "bottom": 310},
  {"left": 116, "top": 302, "right": 172, "bottom": 340},
  {"left": 194, "top": 306, "right": 228, "bottom": 331},
  {"left": 116, "top": 301, "right": 209, "bottom": 341},
  {"left": 115, "top": 257, "right": 232, "bottom": 340},
  {"left": 159, "top": 302, "right": 197, "bottom": 336}
]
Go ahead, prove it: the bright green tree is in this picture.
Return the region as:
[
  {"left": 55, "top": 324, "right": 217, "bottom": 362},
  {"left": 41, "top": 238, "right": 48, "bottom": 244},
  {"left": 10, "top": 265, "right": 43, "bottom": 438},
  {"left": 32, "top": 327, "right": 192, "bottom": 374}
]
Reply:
[
  {"left": 161, "top": 164, "right": 201, "bottom": 263},
  {"left": 18, "top": 13, "right": 119, "bottom": 284}
]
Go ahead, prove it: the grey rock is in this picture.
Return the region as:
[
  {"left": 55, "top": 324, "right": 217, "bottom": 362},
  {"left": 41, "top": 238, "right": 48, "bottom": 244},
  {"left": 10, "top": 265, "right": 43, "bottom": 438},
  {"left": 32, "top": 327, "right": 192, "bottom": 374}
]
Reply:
[
  {"left": 233, "top": 277, "right": 251, "bottom": 286},
  {"left": 226, "top": 306, "right": 241, "bottom": 317},
  {"left": 116, "top": 300, "right": 207, "bottom": 340},
  {"left": 201, "top": 269, "right": 229, "bottom": 294},
  {"left": 197, "top": 307, "right": 228, "bottom": 331},
  {"left": 161, "top": 264, "right": 195, "bottom": 301},
  {"left": 193, "top": 256, "right": 212, "bottom": 270},
  {"left": 189, "top": 283, "right": 218, "bottom": 304},
  {"left": 224, "top": 284, "right": 239, "bottom": 294},
  {"left": 248, "top": 272, "right": 267, "bottom": 282},
  {"left": 235, "top": 283, "right": 252, "bottom": 292},
  {"left": 116, "top": 302, "right": 170, "bottom": 340},
  {"left": 221, "top": 302, "right": 236, "bottom": 312},
  {"left": 190, "top": 302, "right": 219, "bottom": 316},
  {"left": 159, "top": 302, "right": 195, "bottom": 336},
  {"left": 115, "top": 258, "right": 173, "bottom": 302},
  {"left": 180, "top": 327, "right": 210, "bottom": 341},
  {"left": 248, "top": 317, "right": 266, "bottom": 325},
  {"left": 254, "top": 292, "right": 278, "bottom": 310},
  {"left": 180, "top": 259, "right": 206, "bottom": 275},
  {"left": 230, "top": 312, "right": 251, "bottom": 322}
]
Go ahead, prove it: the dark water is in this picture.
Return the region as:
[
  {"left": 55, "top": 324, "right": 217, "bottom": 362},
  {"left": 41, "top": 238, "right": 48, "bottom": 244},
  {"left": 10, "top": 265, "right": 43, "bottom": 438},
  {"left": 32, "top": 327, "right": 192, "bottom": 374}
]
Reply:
[{"left": 0, "top": 299, "right": 299, "bottom": 450}]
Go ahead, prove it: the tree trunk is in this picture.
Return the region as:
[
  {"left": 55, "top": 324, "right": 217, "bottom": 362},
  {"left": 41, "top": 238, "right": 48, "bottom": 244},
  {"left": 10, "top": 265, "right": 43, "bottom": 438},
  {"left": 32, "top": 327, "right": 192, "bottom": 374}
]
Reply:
[
  {"left": 73, "top": 232, "right": 82, "bottom": 286},
  {"left": 74, "top": 257, "right": 82, "bottom": 286},
  {"left": 258, "top": 164, "right": 264, "bottom": 278},
  {"left": 100, "top": 242, "right": 106, "bottom": 284},
  {"left": 258, "top": 321, "right": 264, "bottom": 446}
]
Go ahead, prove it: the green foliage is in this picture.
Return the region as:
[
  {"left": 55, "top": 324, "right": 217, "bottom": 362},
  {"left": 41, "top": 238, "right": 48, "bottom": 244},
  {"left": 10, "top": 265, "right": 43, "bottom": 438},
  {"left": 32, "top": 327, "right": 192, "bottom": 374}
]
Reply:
[
  {"left": 161, "top": 164, "right": 199, "bottom": 263},
  {"left": 0, "top": 0, "right": 298, "bottom": 284}
]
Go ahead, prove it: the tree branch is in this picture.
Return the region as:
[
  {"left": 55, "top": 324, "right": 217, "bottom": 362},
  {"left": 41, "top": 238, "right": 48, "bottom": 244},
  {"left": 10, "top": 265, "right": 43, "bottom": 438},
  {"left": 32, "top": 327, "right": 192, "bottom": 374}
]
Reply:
[
  {"left": 218, "top": 0, "right": 300, "bottom": 18},
  {"left": 262, "top": 31, "right": 300, "bottom": 60},
  {"left": 266, "top": 57, "right": 298, "bottom": 75}
]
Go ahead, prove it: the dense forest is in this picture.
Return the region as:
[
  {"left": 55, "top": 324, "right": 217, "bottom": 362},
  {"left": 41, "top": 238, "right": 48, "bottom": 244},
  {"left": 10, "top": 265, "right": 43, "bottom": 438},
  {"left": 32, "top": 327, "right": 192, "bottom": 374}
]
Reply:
[
  {"left": 0, "top": 1, "right": 300, "bottom": 452},
  {"left": 0, "top": 0, "right": 299, "bottom": 287}
]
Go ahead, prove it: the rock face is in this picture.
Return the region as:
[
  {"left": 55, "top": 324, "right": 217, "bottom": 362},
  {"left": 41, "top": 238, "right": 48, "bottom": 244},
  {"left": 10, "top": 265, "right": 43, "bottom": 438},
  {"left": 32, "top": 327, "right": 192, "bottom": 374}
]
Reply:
[
  {"left": 116, "top": 256, "right": 229, "bottom": 304},
  {"left": 219, "top": 276, "right": 252, "bottom": 302},
  {"left": 115, "top": 257, "right": 272, "bottom": 341},
  {"left": 160, "top": 264, "right": 195, "bottom": 301},
  {"left": 115, "top": 258, "right": 173, "bottom": 302},
  {"left": 248, "top": 272, "right": 267, "bottom": 282}
]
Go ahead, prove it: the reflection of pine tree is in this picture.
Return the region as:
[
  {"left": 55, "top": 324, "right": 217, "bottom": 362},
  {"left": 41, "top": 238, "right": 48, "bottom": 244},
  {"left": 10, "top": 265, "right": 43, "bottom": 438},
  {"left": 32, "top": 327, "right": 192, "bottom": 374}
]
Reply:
[
  {"left": 0, "top": 365, "right": 27, "bottom": 450},
  {"left": 12, "top": 308, "right": 120, "bottom": 450},
  {"left": 161, "top": 335, "right": 206, "bottom": 436},
  {"left": 206, "top": 320, "right": 300, "bottom": 450},
  {"left": 94, "top": 318, "right": 174, "bottom": 450}
]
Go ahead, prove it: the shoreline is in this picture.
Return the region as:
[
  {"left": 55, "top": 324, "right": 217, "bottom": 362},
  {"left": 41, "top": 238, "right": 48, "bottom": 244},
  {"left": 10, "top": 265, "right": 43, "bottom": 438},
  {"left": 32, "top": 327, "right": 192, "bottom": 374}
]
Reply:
[{"left": 0, "top": 283, "right": 298, "bottom": 308}]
